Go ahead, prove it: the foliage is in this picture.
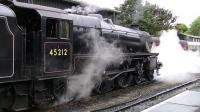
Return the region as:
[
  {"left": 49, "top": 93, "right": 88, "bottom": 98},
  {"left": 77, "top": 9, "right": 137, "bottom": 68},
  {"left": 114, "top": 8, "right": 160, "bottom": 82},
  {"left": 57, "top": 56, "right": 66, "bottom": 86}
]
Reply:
[
  {"left": 116, "top": 0, "right": 143, "bottom": 27},
  {"left": 175, "top": 23, "right": 188, "bottom": 33},
  {"left": 116, "top": 1, "right": 176, "bottom": 36},
  {"left": 187, "top": 16, "right": 200, "bottom": 36}
]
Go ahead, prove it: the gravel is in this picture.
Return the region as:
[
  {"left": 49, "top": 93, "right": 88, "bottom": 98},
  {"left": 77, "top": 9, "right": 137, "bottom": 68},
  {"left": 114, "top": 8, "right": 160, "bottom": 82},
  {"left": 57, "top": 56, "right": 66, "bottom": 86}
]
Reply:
[{"left": 30, "top": 74, "right": 200, "bottom": 112}]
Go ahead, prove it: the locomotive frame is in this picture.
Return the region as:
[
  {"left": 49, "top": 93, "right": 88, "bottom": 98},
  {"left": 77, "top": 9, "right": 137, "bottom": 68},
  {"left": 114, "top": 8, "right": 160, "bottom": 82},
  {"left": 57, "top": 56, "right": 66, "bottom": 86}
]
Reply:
[{"left": 0, "top": 0, "right": 161, "bottom": 111}]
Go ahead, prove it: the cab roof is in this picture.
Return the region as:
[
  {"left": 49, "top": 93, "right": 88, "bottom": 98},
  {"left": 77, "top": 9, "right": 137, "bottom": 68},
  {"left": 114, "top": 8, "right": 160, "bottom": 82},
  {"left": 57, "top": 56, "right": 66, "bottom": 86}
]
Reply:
[{"left": 0, "top": 4, "right": 15, "bottom": 17}]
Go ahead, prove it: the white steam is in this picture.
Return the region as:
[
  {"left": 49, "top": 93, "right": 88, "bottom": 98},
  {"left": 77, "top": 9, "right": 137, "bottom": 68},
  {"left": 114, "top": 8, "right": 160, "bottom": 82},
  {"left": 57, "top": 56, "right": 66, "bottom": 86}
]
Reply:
[
  {"left": 65, "top": 5, "right": 100, "bottom": 14},
  {"left": 152, "top": 30, "right": 200, "bottom": 83},
  {"left": 65, "top": 29, "right": 123, "bottom": 101}
]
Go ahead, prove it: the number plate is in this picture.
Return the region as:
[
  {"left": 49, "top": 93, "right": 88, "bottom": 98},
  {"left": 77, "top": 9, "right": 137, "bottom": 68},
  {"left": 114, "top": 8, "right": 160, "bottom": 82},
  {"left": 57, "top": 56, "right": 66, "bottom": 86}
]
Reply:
[
  {"left": 49, "top": 49, "right": 68, "bottom": 56},
  {"left": 44, "top": 42, "right": 71, "bottom": 73}
]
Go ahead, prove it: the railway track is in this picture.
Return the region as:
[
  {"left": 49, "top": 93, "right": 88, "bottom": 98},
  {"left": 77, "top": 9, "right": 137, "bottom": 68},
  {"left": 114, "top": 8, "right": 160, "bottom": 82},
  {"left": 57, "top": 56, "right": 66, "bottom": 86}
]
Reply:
[{"left": 92, "top": 78, "right": 200, "bottom": 112}]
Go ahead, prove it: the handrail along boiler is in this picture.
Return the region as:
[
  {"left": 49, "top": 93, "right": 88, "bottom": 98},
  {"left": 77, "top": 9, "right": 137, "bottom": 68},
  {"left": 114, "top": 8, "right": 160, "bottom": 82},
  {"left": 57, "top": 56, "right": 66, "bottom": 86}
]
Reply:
[{"left": 0, "top": 0, "right": 161, "bottom": 111}]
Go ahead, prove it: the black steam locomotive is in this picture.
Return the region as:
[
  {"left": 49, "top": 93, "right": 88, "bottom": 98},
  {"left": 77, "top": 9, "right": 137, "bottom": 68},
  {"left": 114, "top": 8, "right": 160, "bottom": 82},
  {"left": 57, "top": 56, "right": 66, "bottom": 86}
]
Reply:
[{"left": 0, "top": 0, "right": 161, "bottom": 111}]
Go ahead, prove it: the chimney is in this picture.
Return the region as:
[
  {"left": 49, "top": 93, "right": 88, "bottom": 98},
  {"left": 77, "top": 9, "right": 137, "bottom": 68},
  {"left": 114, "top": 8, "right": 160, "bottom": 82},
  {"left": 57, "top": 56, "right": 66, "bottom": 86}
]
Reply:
[{"left": 130, "top": 24, "right": 140, "bottom": 30}]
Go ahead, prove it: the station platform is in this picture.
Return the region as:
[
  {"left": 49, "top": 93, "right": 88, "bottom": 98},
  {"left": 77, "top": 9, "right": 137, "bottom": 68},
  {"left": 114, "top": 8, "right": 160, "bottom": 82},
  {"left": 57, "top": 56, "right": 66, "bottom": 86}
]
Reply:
[{"left": 142, "top": 89, "right": 200, "bottom": 112}]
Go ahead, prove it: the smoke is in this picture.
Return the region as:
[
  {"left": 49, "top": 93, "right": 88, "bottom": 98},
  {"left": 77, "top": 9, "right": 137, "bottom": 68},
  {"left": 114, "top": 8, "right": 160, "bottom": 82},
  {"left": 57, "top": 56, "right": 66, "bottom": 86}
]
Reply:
[
  {"left": 65, "top": 29, "right": 123, "bottom": 101},
  {"left": 64, "top": 5, "right": 100, "bottom": 14},
  {"left": 152, "top": 30, "right": 200, "bottom": 83}
]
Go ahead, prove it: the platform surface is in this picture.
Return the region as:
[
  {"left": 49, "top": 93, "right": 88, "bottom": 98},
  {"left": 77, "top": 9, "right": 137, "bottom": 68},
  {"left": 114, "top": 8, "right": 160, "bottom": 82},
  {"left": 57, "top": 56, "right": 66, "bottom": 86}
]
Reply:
[{"left": 142, "top": 90, "right": 200, "bottom": 112}]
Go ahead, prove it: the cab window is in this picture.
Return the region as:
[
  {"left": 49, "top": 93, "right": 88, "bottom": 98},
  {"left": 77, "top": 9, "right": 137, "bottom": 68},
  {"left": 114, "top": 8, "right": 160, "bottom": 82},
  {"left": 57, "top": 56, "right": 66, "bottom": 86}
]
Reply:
[{"left": 46, "top": 18, "right": 70, "bottom": 39}]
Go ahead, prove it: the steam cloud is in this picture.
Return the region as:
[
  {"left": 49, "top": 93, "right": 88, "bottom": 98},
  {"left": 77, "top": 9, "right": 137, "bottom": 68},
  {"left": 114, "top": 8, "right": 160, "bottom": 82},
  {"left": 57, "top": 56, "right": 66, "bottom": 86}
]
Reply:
[
  {"left": 64, "top": 5, "right": 100, "bottom": 14},
  {"left": 65, "top": 29, "right": 123, "bottom": 101},
  {"left": 152, "top": 30, "right": 200, "bottom": 83}
]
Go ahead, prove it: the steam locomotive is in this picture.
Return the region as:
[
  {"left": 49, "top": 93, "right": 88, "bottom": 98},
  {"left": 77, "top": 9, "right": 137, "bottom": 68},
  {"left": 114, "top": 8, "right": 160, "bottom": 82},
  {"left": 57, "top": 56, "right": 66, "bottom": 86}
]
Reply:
[{"left": 0, "top": 0, "right": 161, "bottom": 111}]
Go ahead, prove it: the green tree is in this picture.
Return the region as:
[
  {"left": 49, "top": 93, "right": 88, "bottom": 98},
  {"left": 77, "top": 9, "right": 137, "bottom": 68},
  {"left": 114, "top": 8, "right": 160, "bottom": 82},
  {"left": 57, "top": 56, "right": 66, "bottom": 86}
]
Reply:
[
  {"left": 138, "top": 3, "right": 176, "bottom": 36},
  {"left": 116, "top": 1, "right": 176, "bottom": 36},
  {"left": 187, "top": 16, "right": 200, "bottom": 36},
  {"left": 175, "top": 23, "right": 188, "bottom": 33},
  {"left": 116, "top": 0, "right": 143, "bottom": 26}
]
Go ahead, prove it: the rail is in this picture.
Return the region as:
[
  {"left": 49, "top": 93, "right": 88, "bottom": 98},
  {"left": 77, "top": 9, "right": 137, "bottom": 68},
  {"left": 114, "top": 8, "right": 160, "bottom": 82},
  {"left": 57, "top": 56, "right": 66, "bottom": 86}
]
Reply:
[{"left": 92, "top": 78, "right": 200, "bottom": 112}]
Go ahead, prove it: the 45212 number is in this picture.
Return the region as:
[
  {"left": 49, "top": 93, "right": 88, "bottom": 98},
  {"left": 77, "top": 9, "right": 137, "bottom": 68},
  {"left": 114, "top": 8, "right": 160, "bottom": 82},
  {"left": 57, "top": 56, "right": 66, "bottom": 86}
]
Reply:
[{"left": 49, "top": 49, "right": 68, "bottom": 56}]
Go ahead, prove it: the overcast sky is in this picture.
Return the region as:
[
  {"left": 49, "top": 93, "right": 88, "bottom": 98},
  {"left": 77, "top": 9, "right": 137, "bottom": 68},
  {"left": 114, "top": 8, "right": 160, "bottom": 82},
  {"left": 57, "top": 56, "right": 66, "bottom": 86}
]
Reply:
[{"left": 80, "top": 0, "right": 200, "bottom": 27}]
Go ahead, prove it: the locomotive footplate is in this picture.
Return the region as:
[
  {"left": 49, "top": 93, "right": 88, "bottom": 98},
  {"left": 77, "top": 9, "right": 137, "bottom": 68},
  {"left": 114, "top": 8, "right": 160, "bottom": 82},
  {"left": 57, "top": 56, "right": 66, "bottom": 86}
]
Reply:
[{"left": 123, "top": 53, "right": 159, "bottom": 56}]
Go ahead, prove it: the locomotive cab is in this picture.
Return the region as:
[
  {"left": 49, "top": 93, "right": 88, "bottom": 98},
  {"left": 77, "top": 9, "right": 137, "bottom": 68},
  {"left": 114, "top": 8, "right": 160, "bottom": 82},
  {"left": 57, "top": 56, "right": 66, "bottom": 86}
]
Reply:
[
  {"left": 38, "top": 10, "right": 73, "bottom": 77},
  {"left": 10, "top": 6, "right": 74, "bottom": 79},
  {"left": 0, "top": 2, "right": 74, "bottom": 110}
]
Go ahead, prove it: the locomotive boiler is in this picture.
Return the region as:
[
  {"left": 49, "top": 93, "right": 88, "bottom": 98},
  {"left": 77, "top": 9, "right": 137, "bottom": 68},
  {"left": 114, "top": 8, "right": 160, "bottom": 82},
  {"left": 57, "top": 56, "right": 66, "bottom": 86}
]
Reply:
[{"left": 0, "top": 0, "right": 161, "bottom": 111}]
